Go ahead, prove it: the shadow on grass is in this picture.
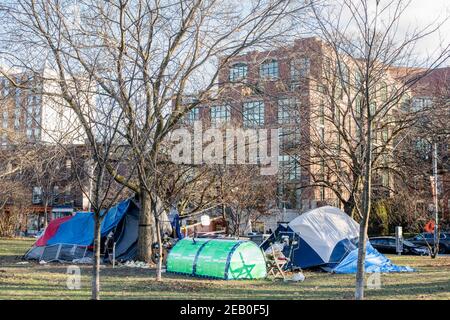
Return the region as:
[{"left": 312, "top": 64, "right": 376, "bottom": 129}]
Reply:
[
  {"left": 0, "top": 255, "right": 27, "bottom": 264},
  {"left": 366, "top": 279, "right": 450, "bottom": 297},
  {"left": 1, "top": 257, "right": 449, "bottom": 300}
]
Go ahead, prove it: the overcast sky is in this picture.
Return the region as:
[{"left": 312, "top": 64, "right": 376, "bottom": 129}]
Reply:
[
  {"left": 399, "top": 0, "right": 450, "bottom": 63},
  {"left": 319, "top": 0, "right": 450, "bottom": 65}
]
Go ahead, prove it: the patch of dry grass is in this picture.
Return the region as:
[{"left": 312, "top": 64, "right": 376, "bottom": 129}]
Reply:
[{"left": 0, "top": 237, "right": 449, "bottom": 300}]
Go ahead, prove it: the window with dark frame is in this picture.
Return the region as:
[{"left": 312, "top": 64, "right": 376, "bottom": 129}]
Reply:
[
  {"left": 260, "top": 59, "right": 279, "bottom": 78},
  {"left": 229, "top": 63, "right": 248, "bottom": 82},
  {"left": 210, "top": 104, "right": 231, "bottom": 126},
  {"left": 291, "top": 57, "right": 310, "bottom": 81},
  {"left": 32, "top": 186, "right": 42, "bottom": 204},
  {"left": 277, "top": 97, "right": 300, "bottom": 124},
  {"left": 185, "top": 107, "right": 200, "bottom": 125},
  {"left": 243, "top": 100, "right": 265, "bottom": 127},
  {"left": 278, "top": 154, "right": 300, "bottom": 181}
]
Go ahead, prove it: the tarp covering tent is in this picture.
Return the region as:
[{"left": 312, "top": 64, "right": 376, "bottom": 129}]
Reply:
[
  {"left": 24, "top": 199, "right": 141, "bottom": 262},
  {"left": 332, "top": 242, "right": 414, "bottom": 273},
  {"left": 35, "top": 215, "right": 72, "bottom": 247},
  {"left": 260, "top": 206, "right": 413, "bottom": 273},
  {"left": 167, "top": 238, "right": 267, "bottom": 279}
]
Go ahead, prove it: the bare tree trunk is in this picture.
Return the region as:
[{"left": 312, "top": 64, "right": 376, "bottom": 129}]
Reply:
[
  {"left": 355, "top": 121, "right": 373, "bottom": 300},
  {"left": 92, "top": 213, "right": 101, "bottom": 300},
  {"left": 221, "top": 203, "right": 229, "bottom": 234},
  {"left": 155, "top": 216, "right": 163, "bottom": 281},
  {"left": 220, "top": 178, "right": 229, "bottom": 234},
  {"left": 355, "top": 209, "right": 370, "bottom": 300},
  {"left": 137, "top": 190, "right": 154, "bottom": 262},
  {"left": 43, "top": 199, "right": 49, "bottom": 228},
  {"left": 236, "top": 211, "right": 241, "bottom": 238},
  {"left": 343, "top": 196, "right": 355, "bottom": 217}
]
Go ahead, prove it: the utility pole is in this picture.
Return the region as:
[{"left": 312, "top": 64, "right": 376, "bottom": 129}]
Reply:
[{"left": 432, "top": 142, "right": 439, "bottom": 258}]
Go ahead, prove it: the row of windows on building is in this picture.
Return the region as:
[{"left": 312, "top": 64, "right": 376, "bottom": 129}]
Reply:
[
  {"left": 228, "top": 58, "right": 393, "bottom": 101},
  {"left": 1, "top": 83, "right": 42, "bottom": 144},
  {"left": 185, "top": 97, "right": 300, "bottom": 127},
  {"left": 32, "top": 185, "right": 74, "bottom": 205},
  {"left": 186, "top": 98, "right": 395, "bottom": 150},
  {"left": 185, "top": 105, "right": 302, "bottom": 181},
  {"left": 411, "top": 96, "right": 433, "bottom": 111},
  {"left": 316, "top": 79, "right": 391, "bottom": 104},
  {"left": 228, "top": 57, "right": 311, "bottom": 82}
]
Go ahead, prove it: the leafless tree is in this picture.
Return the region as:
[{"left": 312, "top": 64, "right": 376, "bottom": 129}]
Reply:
[
  {"left": 218, "top": 165, "right": 277, "bottom": 236},
  {"left": 392, "top": 68, "right": 450, "bottom": 245},
  {"left": 26, "top": 145, "right": 74, "bottom": 228},
  {"left": 58, "top": 91, "right": 136, "bottom": 300},
  {"left": 0, "top": 0, "right": 311, "bottom": 279},
  {"left": 0, "top": 122, "right": 42, "bottom": 236},
  {"left": 307, "top": 0, "right": 449, "bottom": 300},
  {"left": 1, "top": 52, "right": 135, "bottom": 302},
  {"left": 0, "top": 179, "right": 28, "bottom": 237}
]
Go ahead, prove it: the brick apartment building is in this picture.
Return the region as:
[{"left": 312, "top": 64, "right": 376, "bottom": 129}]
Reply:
[
  {"left": 400, "top": 67, "right": 450, "bottom": 222},
  {"left": 183, "top": 37, "right": 449, "bottom": 221}
]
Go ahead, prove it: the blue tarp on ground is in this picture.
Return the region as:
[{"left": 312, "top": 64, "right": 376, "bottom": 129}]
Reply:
[
  {"left": 46, "top": 199, "right": 131, "bottom": 246},
  {"left": 332, "top": 242, "right": 415, "bottom": 273}
]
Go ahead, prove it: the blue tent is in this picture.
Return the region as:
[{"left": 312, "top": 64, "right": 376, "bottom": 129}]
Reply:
[
  {"left": 261, "top": 206, "right": 414, "bottom": 273},
  {"left": 47, "top": 199, "right": 132, "bottom": 246},
  {"left": 25, "top": 199, "right": 142, "bottom": 262}
]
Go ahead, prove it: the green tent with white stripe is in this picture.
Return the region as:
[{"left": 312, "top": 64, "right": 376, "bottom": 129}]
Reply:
[{"left": 166, "top": 238, "right": 267, "bottom": 280}]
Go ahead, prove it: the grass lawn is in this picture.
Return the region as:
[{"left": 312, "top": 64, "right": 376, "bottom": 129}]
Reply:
[{"left": 0, "top": 237, "right": 449, "bottom": 300}]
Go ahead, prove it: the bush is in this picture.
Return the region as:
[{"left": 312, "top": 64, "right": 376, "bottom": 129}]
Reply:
[
  {"left": 0, "top": 207, "right": 26, "bottom": 237},
  {"left": 368, "top": 200, "right": 390, "bottom": 235}
]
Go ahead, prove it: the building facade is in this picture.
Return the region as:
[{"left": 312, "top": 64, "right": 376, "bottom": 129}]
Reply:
[
  {"left": 0, "top": 67, "right": 87, "bottom": 146},
  {"left": 397, "top": 67, "right": 450, "bottom": 224},
  {"left": 183, "top": 37, "right": 448, "bottom": 222},
  {"left": 0, "top": 67, "right": 91, "bottom": 235}
]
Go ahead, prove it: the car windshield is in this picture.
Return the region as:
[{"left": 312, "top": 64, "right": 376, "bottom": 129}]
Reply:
[{"left": 403, "top": 240, "right": 416, "bottom": 246}]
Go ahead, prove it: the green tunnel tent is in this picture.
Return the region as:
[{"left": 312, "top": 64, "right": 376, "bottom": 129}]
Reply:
[{"left": 167, "top": 238, "right": 267, "bottom": 280}]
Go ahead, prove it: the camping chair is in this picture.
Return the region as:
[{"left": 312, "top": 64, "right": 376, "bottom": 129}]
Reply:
[{"left": 265, "top": 246, "right": 289, "bottom": 280}]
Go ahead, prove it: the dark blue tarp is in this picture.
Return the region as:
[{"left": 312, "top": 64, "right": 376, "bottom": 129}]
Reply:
[{"left": 47, "top": 199, "right": 131, "bottom": 246}]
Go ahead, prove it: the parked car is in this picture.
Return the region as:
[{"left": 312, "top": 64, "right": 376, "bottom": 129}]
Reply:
[
  {"left": 407, "top": 232, "right": 450, "bottom": 254},
  {"left": 370, "top": 236, "right": 429, "bottom": 255}
]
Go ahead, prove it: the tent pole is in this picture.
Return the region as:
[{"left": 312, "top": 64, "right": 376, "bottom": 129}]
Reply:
[{"left": 112, "top": 242, "right": 116, "bottom": 268}]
